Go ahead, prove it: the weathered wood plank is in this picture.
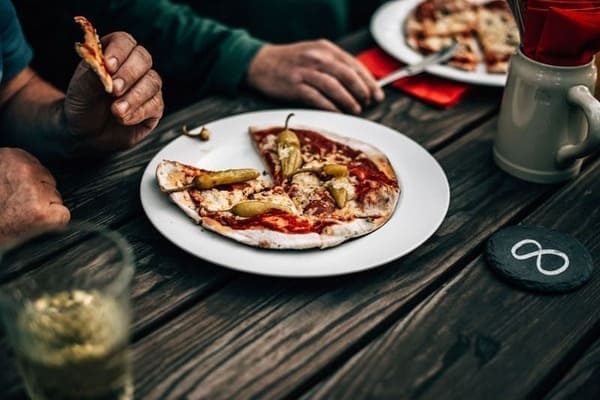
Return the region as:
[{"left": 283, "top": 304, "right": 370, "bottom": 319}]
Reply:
[
  {"left": 128, "top": 117, "right": 570, "bottom": 399},
  {"left": 545, "top": 336, "right": 600, "bottom": 400},
  {"left": 308, "top": 159, "right": 600, "bottom": 400}
]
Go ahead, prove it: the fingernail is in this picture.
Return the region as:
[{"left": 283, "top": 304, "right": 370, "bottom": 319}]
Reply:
[
  {"left": 375, "top": 89, "right": 385, "bottom": 102},
  {"left": 113, "top": 78, "right": 124, "bottom": 93},
  {"left": 107, "top": 57, "right": 118, "bottom": 71},
  {"left": 116, "top": 101, "right": 129, "bottom": 114},
  {"left": 353, "top": 105, "right": 362, "bottom": 115}
]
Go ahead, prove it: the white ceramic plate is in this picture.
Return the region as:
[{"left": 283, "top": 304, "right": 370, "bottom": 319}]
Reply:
[
  {"left": 140, "top": 110, "right": 450, "bottom": 278},
  {"left": 370, "top": 0, "right": 507, "bottom": 87}
]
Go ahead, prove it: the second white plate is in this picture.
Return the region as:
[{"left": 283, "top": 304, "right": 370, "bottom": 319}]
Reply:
[
  {"left": 370, "top": 0, "right": 507, "bottom": 87},
  {"left": 140, "top": 109, "right": 450, "bottom": 278}
]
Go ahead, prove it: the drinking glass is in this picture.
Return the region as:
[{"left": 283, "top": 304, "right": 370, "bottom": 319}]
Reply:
[{"left": 0, "top": 223, "right": 135, "bottom": 400}]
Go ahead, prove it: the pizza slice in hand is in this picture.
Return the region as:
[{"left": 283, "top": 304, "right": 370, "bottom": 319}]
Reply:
[{"left": 74, "top": 16, "right": 113, "bottom": 93}]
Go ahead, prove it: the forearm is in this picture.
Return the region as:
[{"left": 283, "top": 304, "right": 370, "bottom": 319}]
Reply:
[{"left": 0, "top": 68, "right": 71, "bottom": 161}]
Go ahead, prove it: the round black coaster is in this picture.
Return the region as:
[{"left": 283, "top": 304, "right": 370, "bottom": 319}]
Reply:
[{"left": 486, "top": 226, "right": 593, "bottom": 293}]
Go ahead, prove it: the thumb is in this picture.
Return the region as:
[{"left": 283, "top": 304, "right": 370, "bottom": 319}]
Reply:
[
  {"left": 66, "top": 61, "right": 107, "bottom": 106},
  {"left": 64, "top": 61, "right": 112, "bottom": 137}
]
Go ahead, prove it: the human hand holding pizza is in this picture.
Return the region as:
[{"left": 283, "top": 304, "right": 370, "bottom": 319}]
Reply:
[
  {"left": 64, "top": 30, "right": 164, "bottom": 151},
  {"left": 245, "top": 40, "right": 385, "bottom": 115},
  {"left": 0, "top": 148, "right": 70, "bottom": 246}
]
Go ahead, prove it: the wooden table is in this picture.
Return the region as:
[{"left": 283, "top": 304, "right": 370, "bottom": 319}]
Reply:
[{"left": 2, "top": 30, "right": 599, "bottom": 400}]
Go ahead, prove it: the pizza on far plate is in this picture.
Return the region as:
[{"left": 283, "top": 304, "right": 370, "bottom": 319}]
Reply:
[
  {"left": 156, "top": 114, "right": 400, "bottom": 249},
  {"left": 405, "top": 0, "right": 520, "bottom": 73}
]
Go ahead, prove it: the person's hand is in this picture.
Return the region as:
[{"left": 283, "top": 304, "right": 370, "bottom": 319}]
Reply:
[
  {"left": 245, "top": 40, "right": 384, "bottom": 115},
  {"left": 0, "top": 148, "right": 70, "bottom": 245},
  {"left": 64, "top": 32, "right": 164, "bottom": 151}
]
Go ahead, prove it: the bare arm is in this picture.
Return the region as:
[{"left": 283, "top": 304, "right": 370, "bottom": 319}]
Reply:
[{"left": 0, "top": 67, "right": 71, "bottom": 160}]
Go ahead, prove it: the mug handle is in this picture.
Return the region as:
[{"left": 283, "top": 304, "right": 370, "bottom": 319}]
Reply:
[{"left": 556, "top": 85, "right": 600, "bottom": 166}]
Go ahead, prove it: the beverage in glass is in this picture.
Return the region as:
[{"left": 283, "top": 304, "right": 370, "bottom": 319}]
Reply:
[{"left": 0, "top": 223, "right": 135, "bottom": 400}]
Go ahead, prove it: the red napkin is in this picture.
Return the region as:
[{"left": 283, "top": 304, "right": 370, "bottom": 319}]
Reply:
[
  {"left": 522, "top": 1, "right": 600, "bottom": 66},
  {"left": 356, "top": 48, "right": 470, "bottom": 108}
]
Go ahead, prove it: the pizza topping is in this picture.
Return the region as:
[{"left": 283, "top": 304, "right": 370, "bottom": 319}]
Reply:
[
  {"left": 304, "top": 198, "right": 337, "bottom": 216},
  {"left": 208, "top": 209, "right": 315, "bottom": 234},
  {"left": 191, "top": 183, "right": 267, "bottom": 212},
  {"left": 182, "top": 125, "right": 211, "bottom": 141},
  {"left": 194, "top": 169, "right": 260, "bottom": 189},
  {"left": 163, "top": 168, "right": 260, "bottom": 193},
  {"left": 73, "top": 16, "right": 113, "bottom": 93},
  {"left": 231, "top": 200, "right": 291, "bottom": 217},
  {"left": 327, "top": 184, "right": 348, "bottom": 209},
  {"left": 292, "top": 163, "right": 349, "bottom": 179},
  {"left": 322, "top": 164, "right": 349, "bottom": 178},
  {"left": 277, "top": 113, "right": 303, "bottom": 179}
]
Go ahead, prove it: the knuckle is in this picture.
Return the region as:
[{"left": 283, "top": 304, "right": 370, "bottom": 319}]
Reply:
[
  {"left": 322, "top": 75, "right": 339, "bottom": 91},
  {"left": 134, "top": 45, "right": 152, "bottom": 67},
  {"left": 119, "top": 64, "right": 137, "bottom": 81},
  {"left": 147, "top": 69, "right": 162, "bottom": 91},
  {"left": 317, "top": 38, "right": 332, "bottom": 48},
  {"left": 300, "top": 50, "right": 322, "bottom": 65},
  {"left": 298, "top": 86, "right": 318, "bottom": 102},
  {"left": 15, "top": 161, "right": 35, "bottom": 177},
  {"left": 116, "top": 31, "right": 137, "bottom": 48},
  {"left": 339, "top": 67, "right": 356, "bottom": 83},
  {"left": 131, "top": 84, "right": 146, "bottom": 101},
  {"left": 289, "top": 71, "right": 304, "bottom": 84},
  {"left": 152, "top": 92, "right": 165, "bottom": 112}
]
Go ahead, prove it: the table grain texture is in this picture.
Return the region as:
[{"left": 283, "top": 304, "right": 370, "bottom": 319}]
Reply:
[{"left": 1, "top": 29, "right": 598, "bottom": 400}]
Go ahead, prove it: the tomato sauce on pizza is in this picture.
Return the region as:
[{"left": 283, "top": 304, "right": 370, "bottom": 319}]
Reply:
[{"left": 156, "top": 115, "right": 400, "bottom": 249}]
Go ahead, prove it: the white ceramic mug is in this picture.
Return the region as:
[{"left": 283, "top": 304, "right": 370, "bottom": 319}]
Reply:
[{"left": 495, "top": 49, "right": 600, "bottom": 183}]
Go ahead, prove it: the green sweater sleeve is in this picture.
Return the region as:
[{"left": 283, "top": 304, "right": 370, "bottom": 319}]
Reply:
[{"left": 98, "top": 0, "right": 266, "bottom": 95}]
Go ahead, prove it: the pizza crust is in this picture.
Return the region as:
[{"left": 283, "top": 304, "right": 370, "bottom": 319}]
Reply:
[{"left": 156, "top": 161, "right": 202, "bottom": 223}]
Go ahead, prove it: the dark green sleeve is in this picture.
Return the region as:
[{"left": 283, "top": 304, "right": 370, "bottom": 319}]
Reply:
[{"left": 100, "top": 0, "right": 266, "bottom": 94}]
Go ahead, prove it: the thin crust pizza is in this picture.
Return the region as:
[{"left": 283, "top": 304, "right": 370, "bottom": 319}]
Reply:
[
  {"left": 405, "top": 0, "right": 519, "bottom": 74},
  {"left": 74, "top": 16, "right": 113, "bottom": 93},
  {"left": 156, "top": 115, "right": 400, "bottom": 250}
]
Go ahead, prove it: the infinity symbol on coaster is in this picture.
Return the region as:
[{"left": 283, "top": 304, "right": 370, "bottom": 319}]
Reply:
[{"left": 510, "top": 239, "right": 570, "bottom": 276}]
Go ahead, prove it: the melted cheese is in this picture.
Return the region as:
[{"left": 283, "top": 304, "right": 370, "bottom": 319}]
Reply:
[
  {"left": 197, "top": 180, "right": 270, "bottom": 212},
  {"left": 252, "top": 190, "right": 299, "bottom": 215},
  {"left": 262, "top": 134, "right": 277, "bottom": 151},
  {"left": 200, "top": 189, "right": 245, "bottom": 212},
  {"left": 292, "top": 172, "right": 320, "bottom": 187}
]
